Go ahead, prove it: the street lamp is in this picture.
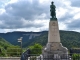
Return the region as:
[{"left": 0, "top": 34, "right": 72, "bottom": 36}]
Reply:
[{"left": 18, "top": 37, "right": 23, "bottom": 55}]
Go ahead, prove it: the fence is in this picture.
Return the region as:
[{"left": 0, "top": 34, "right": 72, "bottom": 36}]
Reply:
[
  {"left": 0, "top": 48, "right": 23, "bottom": 57},
  {"left": 20, "top": 53, "right": 80, "bottom": 60},
  {"left": 0, "top": 53, "right": 80, "bottom": 60},
  {"left": 1, "top": 48, "right": 80, "bottom": 60}
]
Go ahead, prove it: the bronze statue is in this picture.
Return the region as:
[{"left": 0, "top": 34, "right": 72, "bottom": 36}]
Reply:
[{"left": 50, "top": 1, "right": 56, "bottom": 19}]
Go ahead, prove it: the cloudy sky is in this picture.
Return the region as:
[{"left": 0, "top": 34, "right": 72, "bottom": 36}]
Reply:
[{"left": 0, "top": 0, "right": 80, "bottom": 33}]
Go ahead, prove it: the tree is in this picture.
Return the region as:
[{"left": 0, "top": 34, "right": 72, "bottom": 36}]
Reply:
[{"left": 29, "top": 43, "right": 42, "bottom": 54}]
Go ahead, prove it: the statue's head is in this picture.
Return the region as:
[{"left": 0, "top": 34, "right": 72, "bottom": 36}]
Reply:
[{"left": 51, "top": 1, "right": 54, "bottom": 5}]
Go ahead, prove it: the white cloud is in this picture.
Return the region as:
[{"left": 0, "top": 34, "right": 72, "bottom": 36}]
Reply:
[
  {"left": 56, "top": 7, "right": 68, "bottom": 19},
  {"left": 6, "top": 0, "right": 18, "bottom": 4},
  {"left": 0, "top": 9, "right": 5, "bottom": 14},
  {"left": 74, "top": 13, "right": 80, "bottom": 19},
  {"left": 59, "top": 22, "right": 67, "bottom": 30},
  {"left": 0, "top": 0, "right": 80, "bottom": 33}
]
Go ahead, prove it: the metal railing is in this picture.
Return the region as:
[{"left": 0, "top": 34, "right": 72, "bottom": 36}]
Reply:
[
  {"left": 20, "top": 53, "right": 80, "bottom": 60},
  {"left": 0, "top": 52, "right": 80, "bottom": 60}
]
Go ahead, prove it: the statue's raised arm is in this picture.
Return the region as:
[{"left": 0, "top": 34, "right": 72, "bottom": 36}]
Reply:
[{"left": 50, "top": 1, "right": 56, "bottom": 19}]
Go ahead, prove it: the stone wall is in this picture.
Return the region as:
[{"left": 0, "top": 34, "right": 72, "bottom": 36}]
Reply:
[{"left": 0, "top": 57, "right": 20, "bottom": 60}]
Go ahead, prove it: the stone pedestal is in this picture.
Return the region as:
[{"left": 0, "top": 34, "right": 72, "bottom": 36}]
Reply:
[
  {"left": 42, "top": 43, "right": 69, "bottom": 60},
  {"left": 42, "top": 19, "right": 70, "bottom": 60},
  {"left": 48, "top": 20, "right": 60, "bottom": 43}
]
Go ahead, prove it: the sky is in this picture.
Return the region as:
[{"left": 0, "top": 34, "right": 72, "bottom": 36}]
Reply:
[{"left": 0, "top": 0, "right": 80, "bottom": 33}]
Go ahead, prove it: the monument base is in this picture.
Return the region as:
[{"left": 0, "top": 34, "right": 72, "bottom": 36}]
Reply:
[{"left": 42, "top": 42, "right": 71, "bottom": 60}]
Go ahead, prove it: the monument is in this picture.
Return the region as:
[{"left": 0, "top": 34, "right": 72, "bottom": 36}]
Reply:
[{"left": 42, "top": 1, "right": 70, "bottom": 60}]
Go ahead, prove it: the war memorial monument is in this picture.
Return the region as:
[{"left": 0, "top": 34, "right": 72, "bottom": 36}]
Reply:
[
  {"left": 20, "top": 1, "right": 71, "bottom": 60},
  {"left": 41, "top": 1, "right": 70, "bottom": 60}
]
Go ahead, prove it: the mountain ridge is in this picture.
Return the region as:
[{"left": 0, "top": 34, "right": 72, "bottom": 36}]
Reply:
[
  {"left": 0, "top": 31, "right": 47, "bottom": 45},
  {"left": 0, "top": 30, "right": 80, "bottom": 49}
]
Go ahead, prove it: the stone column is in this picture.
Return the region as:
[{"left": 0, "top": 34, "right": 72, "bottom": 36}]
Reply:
[{"left": 48, "top": 20, "right": 60, "bottom": 43}]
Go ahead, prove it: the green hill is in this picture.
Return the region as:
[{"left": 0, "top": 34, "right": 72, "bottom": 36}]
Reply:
[
  {"left": 23, "top": 31, "right": 80, "bottom": 49},
  {"left": 0, "top": 37, "right": 13, "bottom": 56},
  {"left": 0, "top": 37, "right": 21, "bottom": 57},
  {"left": 0, "top": 37, "right": 12, "bottom": 49},
  {"left": 60, "top": 31, "right": 80, "bottom": 49}
]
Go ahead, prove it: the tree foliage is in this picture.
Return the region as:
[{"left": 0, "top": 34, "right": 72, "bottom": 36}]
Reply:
[{"left": 29, "top": 43, "right": 42, "bottom": 54}]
